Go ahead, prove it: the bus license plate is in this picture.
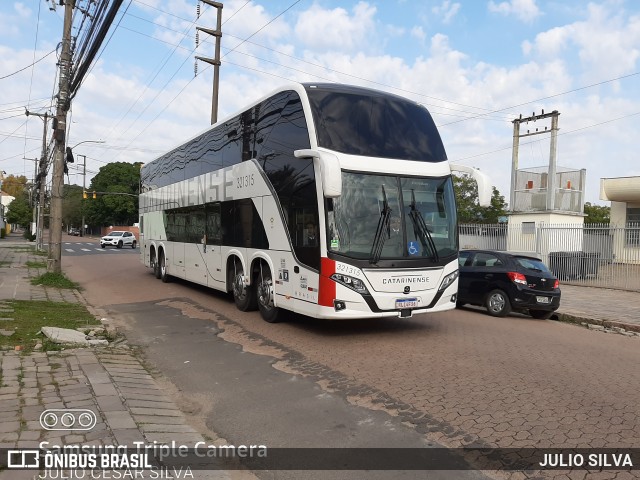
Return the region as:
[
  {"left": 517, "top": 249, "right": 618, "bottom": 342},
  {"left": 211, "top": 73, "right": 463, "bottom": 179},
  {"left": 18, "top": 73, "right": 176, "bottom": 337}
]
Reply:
[
  {"left": 396, "top": 298, "right": 418, "bottom": 309},
  {"left": 536, "top": 296, "right": 550, "bottom": 304}
]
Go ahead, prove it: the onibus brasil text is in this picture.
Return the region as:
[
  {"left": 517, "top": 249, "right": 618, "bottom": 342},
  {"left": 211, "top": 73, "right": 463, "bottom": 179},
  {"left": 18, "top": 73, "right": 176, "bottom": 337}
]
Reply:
[{"left": 32, "top": 441, "right": 267, "bottom": 479}]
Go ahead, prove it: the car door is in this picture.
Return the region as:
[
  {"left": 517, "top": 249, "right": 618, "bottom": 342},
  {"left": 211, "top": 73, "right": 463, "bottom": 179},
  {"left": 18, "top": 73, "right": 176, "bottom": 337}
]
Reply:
[
  {"left": 457, "top": 251, "right": 474, "bottom": 302},
  {"left": 123, "top": 232, "right": 132, "bottom": 246},
  {"left": 467, "top": 252, "right": 504, "bottom": 305}
]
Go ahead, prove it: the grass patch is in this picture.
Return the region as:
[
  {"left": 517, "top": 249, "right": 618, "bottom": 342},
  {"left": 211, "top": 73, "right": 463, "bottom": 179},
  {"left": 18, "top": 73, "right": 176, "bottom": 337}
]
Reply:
[
  {"left": 26, "top": 261, "right": 47, "bottom": 269},
  {"left": 0, "top": 300, "right": 100, "bottom": 353},
  {"left": 0, "top": 261, "right": 10, "bottom": 267},
  {"left": 31, "top": 272, "right": 80, "bottom": 289}
]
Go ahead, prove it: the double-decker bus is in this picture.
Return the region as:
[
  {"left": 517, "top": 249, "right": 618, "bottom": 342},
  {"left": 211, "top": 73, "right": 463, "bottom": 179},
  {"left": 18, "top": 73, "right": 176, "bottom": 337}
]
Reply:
[{"left": 139, "top": 83, "right": 490, "bottom": 322}]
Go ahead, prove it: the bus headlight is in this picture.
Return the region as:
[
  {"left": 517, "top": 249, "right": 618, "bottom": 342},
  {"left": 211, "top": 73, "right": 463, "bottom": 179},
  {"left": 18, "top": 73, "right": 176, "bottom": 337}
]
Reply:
[
  {"left": 330, "top": 273, "right": 370, "bottom": 295},
  {"left": 438, "top": 270, "right": 459, "bottom": 292}
]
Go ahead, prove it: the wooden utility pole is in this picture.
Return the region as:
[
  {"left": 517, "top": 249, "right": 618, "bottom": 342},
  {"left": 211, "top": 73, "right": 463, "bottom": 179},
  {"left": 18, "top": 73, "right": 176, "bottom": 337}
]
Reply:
[
  {"left": 195, "top": 1, "right": 223, "bottom": 125},
  {"left": 49, "top": 0, "right": 74, "bottom": 273}
]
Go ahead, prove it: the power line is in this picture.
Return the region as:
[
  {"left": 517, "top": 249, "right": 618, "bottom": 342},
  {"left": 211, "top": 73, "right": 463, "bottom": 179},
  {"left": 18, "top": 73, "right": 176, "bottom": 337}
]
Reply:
[{"left": 0, "top": 49, "right": 56, "bottom": 80}]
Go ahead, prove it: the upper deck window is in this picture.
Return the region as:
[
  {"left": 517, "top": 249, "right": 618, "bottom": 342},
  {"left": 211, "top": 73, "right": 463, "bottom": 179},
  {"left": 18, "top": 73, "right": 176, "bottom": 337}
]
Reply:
[{"left": 306, "top": 86, "right": 447, "bottom": 162}]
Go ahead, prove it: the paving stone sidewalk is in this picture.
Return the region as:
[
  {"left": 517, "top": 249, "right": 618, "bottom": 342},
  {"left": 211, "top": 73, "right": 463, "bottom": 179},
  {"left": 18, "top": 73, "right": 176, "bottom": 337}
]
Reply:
[{"left": 0, "top": 235, "right": 233, "bottom": 479}]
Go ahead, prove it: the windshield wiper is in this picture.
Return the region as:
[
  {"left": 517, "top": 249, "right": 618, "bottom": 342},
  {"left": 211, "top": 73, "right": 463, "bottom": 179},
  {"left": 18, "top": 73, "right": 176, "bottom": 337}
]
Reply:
[
  {"left": 370, "top": 185, "right": 392, "bottom": 264},
  {"left": 409, "top": 189, "right": 439, "bottom": 261}
]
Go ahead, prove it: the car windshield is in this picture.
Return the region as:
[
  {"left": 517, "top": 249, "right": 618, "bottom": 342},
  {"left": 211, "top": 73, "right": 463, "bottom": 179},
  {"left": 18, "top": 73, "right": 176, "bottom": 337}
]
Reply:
[
  {"left": 515, "top": 257, "right": 550, "bottom": 273},
  {"left": 326, "top": 172, "right": 457, "bottom": 261},
  {"left": 109, "top": 232, "right": 124, "bottom": 237}
]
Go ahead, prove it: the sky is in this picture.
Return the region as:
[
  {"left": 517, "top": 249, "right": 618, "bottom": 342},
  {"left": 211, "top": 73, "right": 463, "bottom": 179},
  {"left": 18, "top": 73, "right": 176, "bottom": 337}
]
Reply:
[{"left": 1, "top": 0, "right": 639, "bottom": 207}]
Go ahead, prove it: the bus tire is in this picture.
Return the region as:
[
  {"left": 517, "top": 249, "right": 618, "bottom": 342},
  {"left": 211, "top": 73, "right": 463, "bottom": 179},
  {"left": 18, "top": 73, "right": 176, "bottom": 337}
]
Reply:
[
  {"left": 232, "top": 260, "right": 257, "bottom": 311},
  {"left": 159, "top": 251, "right": 170, "bottom": 283},
  {"left": 152, "top": 251, "right": 161, "bottom": 279},
  {"left": 256, "top": 261, "right": 281, "bottom": 323}
]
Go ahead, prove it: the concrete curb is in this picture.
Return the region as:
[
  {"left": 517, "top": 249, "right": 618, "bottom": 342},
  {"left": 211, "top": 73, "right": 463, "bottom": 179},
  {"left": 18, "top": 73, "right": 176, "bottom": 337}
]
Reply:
[{"left": 555, "top": 312, "right": 640, "bottom": 334}]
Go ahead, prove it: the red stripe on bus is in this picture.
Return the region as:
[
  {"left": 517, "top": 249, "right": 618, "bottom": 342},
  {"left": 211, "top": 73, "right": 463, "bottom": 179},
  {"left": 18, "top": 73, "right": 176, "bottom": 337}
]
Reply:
[{"left": 318, "top": 257, "right": 336, "bottom": 307}]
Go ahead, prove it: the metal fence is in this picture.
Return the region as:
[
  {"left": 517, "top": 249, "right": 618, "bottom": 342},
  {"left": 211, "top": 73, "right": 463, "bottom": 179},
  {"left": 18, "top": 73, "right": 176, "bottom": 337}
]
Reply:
[{"left": 459, "top": 223, "right": 640, "bottom": 291}]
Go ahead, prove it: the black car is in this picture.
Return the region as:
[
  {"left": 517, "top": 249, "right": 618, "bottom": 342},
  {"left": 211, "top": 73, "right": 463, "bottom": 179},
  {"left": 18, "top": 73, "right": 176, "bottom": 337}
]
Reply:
[{"left": 457, "top": 250, "right": 561, "bottom": 319}]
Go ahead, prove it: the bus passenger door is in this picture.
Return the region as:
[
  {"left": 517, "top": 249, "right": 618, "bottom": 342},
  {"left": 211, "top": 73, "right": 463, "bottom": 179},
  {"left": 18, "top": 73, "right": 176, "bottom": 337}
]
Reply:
[
  {"left": 184, "top": 207, "right": 208, "bottom": 286},
  {"left": 205, "top": 203, "right": 224, "bottom": 288}
]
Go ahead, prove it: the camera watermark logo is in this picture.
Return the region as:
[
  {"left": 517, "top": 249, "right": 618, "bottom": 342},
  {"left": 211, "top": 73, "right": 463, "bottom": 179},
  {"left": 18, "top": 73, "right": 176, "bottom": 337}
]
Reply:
[{"left": 39, "top": 409, "right": 97, "bottom": 431}]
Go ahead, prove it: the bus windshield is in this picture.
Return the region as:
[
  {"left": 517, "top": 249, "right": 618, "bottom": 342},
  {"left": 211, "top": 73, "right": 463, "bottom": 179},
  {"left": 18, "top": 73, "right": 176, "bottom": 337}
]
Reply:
[
  {"left": 326, "top": 173, "right": 457, "bottom": 261},
  {"left": 306, "top": 86, "right": 447, "bottom": 161}
]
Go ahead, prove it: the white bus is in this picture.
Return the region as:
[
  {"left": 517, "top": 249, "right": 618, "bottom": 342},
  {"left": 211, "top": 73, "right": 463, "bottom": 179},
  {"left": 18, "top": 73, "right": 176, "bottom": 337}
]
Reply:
[{"left": 139, "top": 83, "right": 490, "bottom": 322}]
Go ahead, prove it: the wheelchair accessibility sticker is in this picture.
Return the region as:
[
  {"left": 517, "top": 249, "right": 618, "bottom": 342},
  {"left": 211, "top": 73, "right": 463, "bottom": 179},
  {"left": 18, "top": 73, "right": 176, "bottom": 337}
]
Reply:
[{"left": 408, "top": 241, "right": 419, "bottom": 256}]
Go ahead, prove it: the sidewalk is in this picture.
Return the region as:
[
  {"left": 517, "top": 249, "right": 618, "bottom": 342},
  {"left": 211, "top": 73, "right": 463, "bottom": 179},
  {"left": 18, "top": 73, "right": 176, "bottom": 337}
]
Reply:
[
  {"left": 0, "top": 233, "right": 232, "bottom": 479},
  {"left": 556, "top": 284, "right": 640, "bottom": 333}
]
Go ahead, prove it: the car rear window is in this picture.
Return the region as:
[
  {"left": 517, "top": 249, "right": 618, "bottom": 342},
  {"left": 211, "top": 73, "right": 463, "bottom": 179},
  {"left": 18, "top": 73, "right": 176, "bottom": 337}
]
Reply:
[{"left": 515, "top": 257, "right": 550, "bottom": 273}]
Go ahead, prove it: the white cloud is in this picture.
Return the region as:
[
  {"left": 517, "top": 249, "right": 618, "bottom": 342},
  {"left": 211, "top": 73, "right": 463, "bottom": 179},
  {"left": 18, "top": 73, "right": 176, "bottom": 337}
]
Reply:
[
  {"left": 432, "top": 1, "right": 461, "bottom": 25},
  {"left": 411, "top": 26, "right": 426, "bottom": 42},
  {"left": 524, "top": 3, "right": 640, "bottom": 81},
  {"left": 294, "top": 2, "right": 377, "bottom": 52},
  {"left": 488, "top": 0, "right": 541, "bottom": 23}
]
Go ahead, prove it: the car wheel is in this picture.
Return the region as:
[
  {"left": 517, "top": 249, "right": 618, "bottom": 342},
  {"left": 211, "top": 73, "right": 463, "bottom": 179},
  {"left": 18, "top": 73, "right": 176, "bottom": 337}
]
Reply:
[
  {"left": 117, "top": 241, "right": 123, "bottom": 249},
  {"left": 159, "top": 251, "right": 170, "bottom": 283},
  {"left": 132, "top": 241, "right": 137, "bottom": 249},
  {"left": 231, "top": 260, "right": 257, "bottom": 311},
  {"left": 256, "top": 261, "right": 281, "bottom": 323},
  {"left": 101, "top": 244, "right": 105, "bottom": 249},
  {"left": 530, "top": 309, "right": 553, "bottom": 320},
  {"left": 485, "top": 289, "right": 511, "bottom": 317}
]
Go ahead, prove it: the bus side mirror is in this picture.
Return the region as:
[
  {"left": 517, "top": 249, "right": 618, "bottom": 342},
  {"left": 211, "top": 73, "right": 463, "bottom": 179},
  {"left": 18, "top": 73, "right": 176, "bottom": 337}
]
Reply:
[
  {"left": 450, "top": 163, "right": 492, "bottom": 207},
  {"left": 294, "top": 149, "right": 342, "bottom": 197}
]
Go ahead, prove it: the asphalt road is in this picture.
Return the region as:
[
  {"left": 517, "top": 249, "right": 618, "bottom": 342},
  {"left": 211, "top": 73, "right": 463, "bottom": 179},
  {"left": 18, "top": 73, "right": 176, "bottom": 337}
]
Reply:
[{"left": 62, "top": 249, "right": 640, "bottom": 480}]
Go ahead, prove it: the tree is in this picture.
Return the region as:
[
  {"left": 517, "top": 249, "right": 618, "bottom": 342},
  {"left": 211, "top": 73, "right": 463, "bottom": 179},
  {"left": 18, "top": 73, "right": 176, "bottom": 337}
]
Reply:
[
  {"left": 453, "top": 174, "right": 508, "bottom": 223},
  {"left": 583, "top": 202, "right": 610, "bottom": 224},
  {"left": 1, "top": 174, "right": 28, "bottom": 198},
  {"left": 6, "top": 193, "right": 33, "bottom": 229},
  {"left": 62, "top": 184, "right": 83, "bottom": 230},
  {"left": 85, "top": 162, "right": 141, "bottom": 227}
]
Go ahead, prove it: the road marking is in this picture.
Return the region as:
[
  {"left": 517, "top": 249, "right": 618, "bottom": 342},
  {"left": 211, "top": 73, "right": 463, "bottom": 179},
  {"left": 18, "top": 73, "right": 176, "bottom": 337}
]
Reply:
[
  {"left": 65, "top": 248, "right": 74, "bottom": 253},
  {"left": 81, "top": 248, "right": 91, "bottom": 252}
]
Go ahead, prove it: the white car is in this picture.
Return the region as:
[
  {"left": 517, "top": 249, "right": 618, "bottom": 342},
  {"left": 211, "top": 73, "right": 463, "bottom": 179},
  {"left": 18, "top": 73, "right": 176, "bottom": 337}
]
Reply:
[{"left": 100, "top": 231, "right": 137, "bottom": 249}]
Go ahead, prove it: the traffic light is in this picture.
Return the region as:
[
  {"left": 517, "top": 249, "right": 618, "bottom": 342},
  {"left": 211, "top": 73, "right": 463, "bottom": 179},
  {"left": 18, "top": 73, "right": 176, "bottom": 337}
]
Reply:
[
  {"left": 83, "top": 190, "right": 87, "bottom": 199},
  {"left": 93, "top": 191, "right": 97, "bottom": 199}
]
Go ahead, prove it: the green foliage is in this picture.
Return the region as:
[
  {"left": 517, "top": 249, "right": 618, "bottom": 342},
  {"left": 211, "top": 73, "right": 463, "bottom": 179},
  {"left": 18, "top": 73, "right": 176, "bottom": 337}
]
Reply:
[
  {"left": 62, "top": 184, "right": 84, "bottom": 230},
  {"left": 31, "top": 272, "right": 81, "bottom": 289},
  {"left": 86, "top": 162, "right": 141, "bottom": 227},
  {"left": 0, "top": 300, "right": 98, "bottom": 353},
  {"left": 583, "top": 202, "right": 610, "bottom": 224},
  {"left": 453, "top": 174, "right": 508, "bottom": 223},
  {"left": 1, "top": 174, "right": 28, "bottom": 198},
  {"left": 6, "top": 194, "right": 33, "bottom": 228},
  {"left": 25, "top": 260, "right": 47, "bottom": 269}
]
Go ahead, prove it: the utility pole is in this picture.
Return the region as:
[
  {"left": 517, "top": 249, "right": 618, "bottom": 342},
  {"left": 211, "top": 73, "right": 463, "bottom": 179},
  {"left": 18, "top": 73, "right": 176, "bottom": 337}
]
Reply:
[
  {"left": 49, "top": 0, "right": 74, "bottom": 273},
  {"left": 195, "top": 1, "right": 223, "bottom": 125},
  {"left": 25, "top": 110, "right": 50, "bottom": 250},
  {"left": 510, "top": 110, "right": 560, "bottom": 212}
]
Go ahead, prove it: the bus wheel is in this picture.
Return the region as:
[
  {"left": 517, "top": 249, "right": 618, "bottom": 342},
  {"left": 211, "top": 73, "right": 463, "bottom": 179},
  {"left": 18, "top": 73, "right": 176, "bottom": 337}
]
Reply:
[
  {"left": 232, "top": 261, "right": 257, "bottom": 311},
  {"left": 159, "top": 251, "right": 170, "bottom": 283},
  {"left": 256, "top": 261, "right": 281, "bottom": 323},
  {"left": 152, "top": 252, "right": 161, "bottom": 279}
]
